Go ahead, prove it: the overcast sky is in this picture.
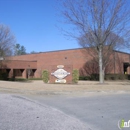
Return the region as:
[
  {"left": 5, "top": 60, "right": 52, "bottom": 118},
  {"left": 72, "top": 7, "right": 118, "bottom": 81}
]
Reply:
[{"left": 0, "top": 0, "right": 80, "bottom": 53}]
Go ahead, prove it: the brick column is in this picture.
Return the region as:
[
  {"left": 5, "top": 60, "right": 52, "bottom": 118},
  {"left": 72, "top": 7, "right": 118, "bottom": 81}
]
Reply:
[
  {"left": 8, "top": 69, "right": 13, "bottom": 78},
  {"left": 128, "top": 66, "right": 130, "bottom": 74},
  {"left": 22, "top": 69, "right": 27, "bottom": 79}
]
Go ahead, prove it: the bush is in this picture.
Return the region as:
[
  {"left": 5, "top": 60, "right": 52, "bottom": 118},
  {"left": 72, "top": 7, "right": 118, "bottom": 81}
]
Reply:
[
  {"left": 105, "top": 74, "right": 129, "bottom": 80},
  {"left": 72, "top": 69, "right": 79, "bottom": 83},
  {"left": 79, "top": 74, "right": 130, "bottom": 81},
  {"left": 90, "top": 74, "right": 99, "bottom": 81},
  {"left": 84, "top": 76, "right": 91, "bottom": 80},
  {"left": 79, "top": 76, "right": 84, "bottom": 80},
  {"left": 79, "top": 76, "right": 90, "bottom": 80},
  {"left": 42, "top": 70, "right": 49, "bottom": 83},
  {"left": 0, "top": 72, "right": 8, "bottom": 80}
]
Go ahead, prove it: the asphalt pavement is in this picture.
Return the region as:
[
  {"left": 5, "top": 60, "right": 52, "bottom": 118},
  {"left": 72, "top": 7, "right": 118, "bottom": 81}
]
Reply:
[
  {"left": 27, "top": 92, "right": 130, "bottom": 130},
  {"left": 0, "top": 94, "right": 89, "bottom": 130},
  {"left": 0, "top": 80, "right": 130, "bottom": 130}
]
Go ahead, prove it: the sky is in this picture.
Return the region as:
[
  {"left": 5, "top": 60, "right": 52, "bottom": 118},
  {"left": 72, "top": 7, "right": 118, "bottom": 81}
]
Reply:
[{"left": 0, "top": 0, "right": 80, "bottom": 53}]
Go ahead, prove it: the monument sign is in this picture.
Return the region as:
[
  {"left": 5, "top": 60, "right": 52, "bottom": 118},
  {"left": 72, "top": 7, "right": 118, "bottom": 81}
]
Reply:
[{"left": 50, "top": 65, "right": 72, "bottom": 83}]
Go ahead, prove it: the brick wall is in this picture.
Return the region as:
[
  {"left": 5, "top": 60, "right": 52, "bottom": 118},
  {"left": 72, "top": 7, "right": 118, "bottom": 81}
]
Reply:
[
  {"left": 4, "top": 48, "right": 130, "bottom": 78},
  {"left": 1, "top": 60, "right": 37, "bottom": 69}
]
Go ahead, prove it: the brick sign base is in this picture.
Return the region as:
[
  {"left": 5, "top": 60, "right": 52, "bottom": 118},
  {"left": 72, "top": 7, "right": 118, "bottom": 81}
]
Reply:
[{"left": 49, "top": 65, "right": 73, "bottom": 84}]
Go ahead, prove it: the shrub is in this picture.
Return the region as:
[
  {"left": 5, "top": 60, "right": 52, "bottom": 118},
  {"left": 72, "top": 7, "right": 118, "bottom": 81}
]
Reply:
[
  {"left": 79, "top": 74, "right": 99, "bottom": 81},
  {"left": 111, "top": 76, "right": 116, "bottom": 80},
  {"left": 72, "top": 69, "right": 79, "bottom": 83},
  {"left": 42, "top": 70, "right": 49, "bottom": 83},
  {"left": 0, "top": 72, "right": 8, "bottom": 80},
  {"left": 79, "top": 74, "right": 130, "bottom": 81},
  {"left": 79, "top": 76, "right": 84, "bottom": 80},
  {"left": 79, "top": 76, "right": 90, "bottom": 80},
  {"left": 84, "top": 76, "right": 91, "bottom": 80},
  {"left": 90, "top": 74, "right": 99, "bottom": 81},
  {"left": 105, "top": 74, "right": 129, "bottom": 80},
  {"left": 128, "top": 75, "right": 130, "bottom": 80}
]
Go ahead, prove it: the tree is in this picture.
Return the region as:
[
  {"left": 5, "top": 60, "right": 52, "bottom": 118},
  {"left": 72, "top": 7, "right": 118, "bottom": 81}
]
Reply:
[
  {"left": 30, "top": 51, "right": 37, "bottom": 54},
  {"left": 20, "top": 45, "right": 26, "bottom": 55},
  {"left": 79, "top": 32, "right": 124, "bottom": 77},
  {"left": 14, "top": 43, "right": 26, "bottom": 55},
  {"left": 0, "top": 24, "right": 15, "bottom": 57},
  {"left": 59, "top": 0, "right": 130, "bottom": 83}
]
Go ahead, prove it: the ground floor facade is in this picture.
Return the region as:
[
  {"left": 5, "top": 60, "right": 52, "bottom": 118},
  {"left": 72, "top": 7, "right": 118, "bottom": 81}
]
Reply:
[{"left": 0, "top": 48, "right": 130, "bottom": 79}]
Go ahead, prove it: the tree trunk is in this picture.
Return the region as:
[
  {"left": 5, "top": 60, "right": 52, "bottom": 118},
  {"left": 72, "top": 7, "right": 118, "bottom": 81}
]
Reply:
[
  {"left": 99, "top": 45, "right": 104, "bottom": 83},
  {"left": 102, "top": 67, "right": 105, "bottom": 83}
]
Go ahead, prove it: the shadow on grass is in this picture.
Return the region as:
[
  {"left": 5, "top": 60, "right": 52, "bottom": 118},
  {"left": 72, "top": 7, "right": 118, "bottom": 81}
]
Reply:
[
  {"left": 8, "top": 78, "right": 43, "bottom": 83},
  {"left": 7, "top": 78, "right": 32, "bottom": 83}
]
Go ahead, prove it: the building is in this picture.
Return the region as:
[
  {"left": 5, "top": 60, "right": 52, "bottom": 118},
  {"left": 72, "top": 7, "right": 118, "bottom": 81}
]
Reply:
[{"left": 0, "top": 48, "right": 130, "bottom": 79}]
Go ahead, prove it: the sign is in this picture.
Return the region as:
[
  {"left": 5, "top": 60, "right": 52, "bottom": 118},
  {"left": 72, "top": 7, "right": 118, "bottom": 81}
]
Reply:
[
  {"left": 51, "top": 68, "right": 70, "bottom": 79},
  {"left": 50, "top": 64, "right": 72, "bottom": 84},
  {"left": 57, "top": 65, "right": 64, "bottom": 69},
  {"left": 55, "top": 79, "right": 66, "bottom": 83},
  {"left": 51, "top": 65, "right": 70, "bottom": 80}
]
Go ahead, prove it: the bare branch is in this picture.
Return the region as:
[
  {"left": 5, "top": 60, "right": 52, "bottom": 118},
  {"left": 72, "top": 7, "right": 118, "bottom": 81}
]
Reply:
[
  {"left": 0, "top": 24, "right": 16, "bottom": 57},
  {"left": 59, "top": 0, "right": 130, "bottom": 83}
]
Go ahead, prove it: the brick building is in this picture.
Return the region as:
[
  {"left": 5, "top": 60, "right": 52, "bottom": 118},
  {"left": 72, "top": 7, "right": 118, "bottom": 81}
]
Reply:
[{"left": 0, "top": 48, "right": 130, "bottom": 80}]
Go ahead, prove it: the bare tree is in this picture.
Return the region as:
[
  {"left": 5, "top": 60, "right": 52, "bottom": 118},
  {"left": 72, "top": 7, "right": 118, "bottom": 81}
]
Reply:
[
  {"left": 80, "top": 57, "right": 115, "bottom": 77},
  {"left": 0, "top": 24, "right": 15, "bottom": 57},
  {"left": 79, "top": 32, "right": 124, "bottom": 77},
  {"left": 59, "top": 0, "right": 130, "bottom": 83}
]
